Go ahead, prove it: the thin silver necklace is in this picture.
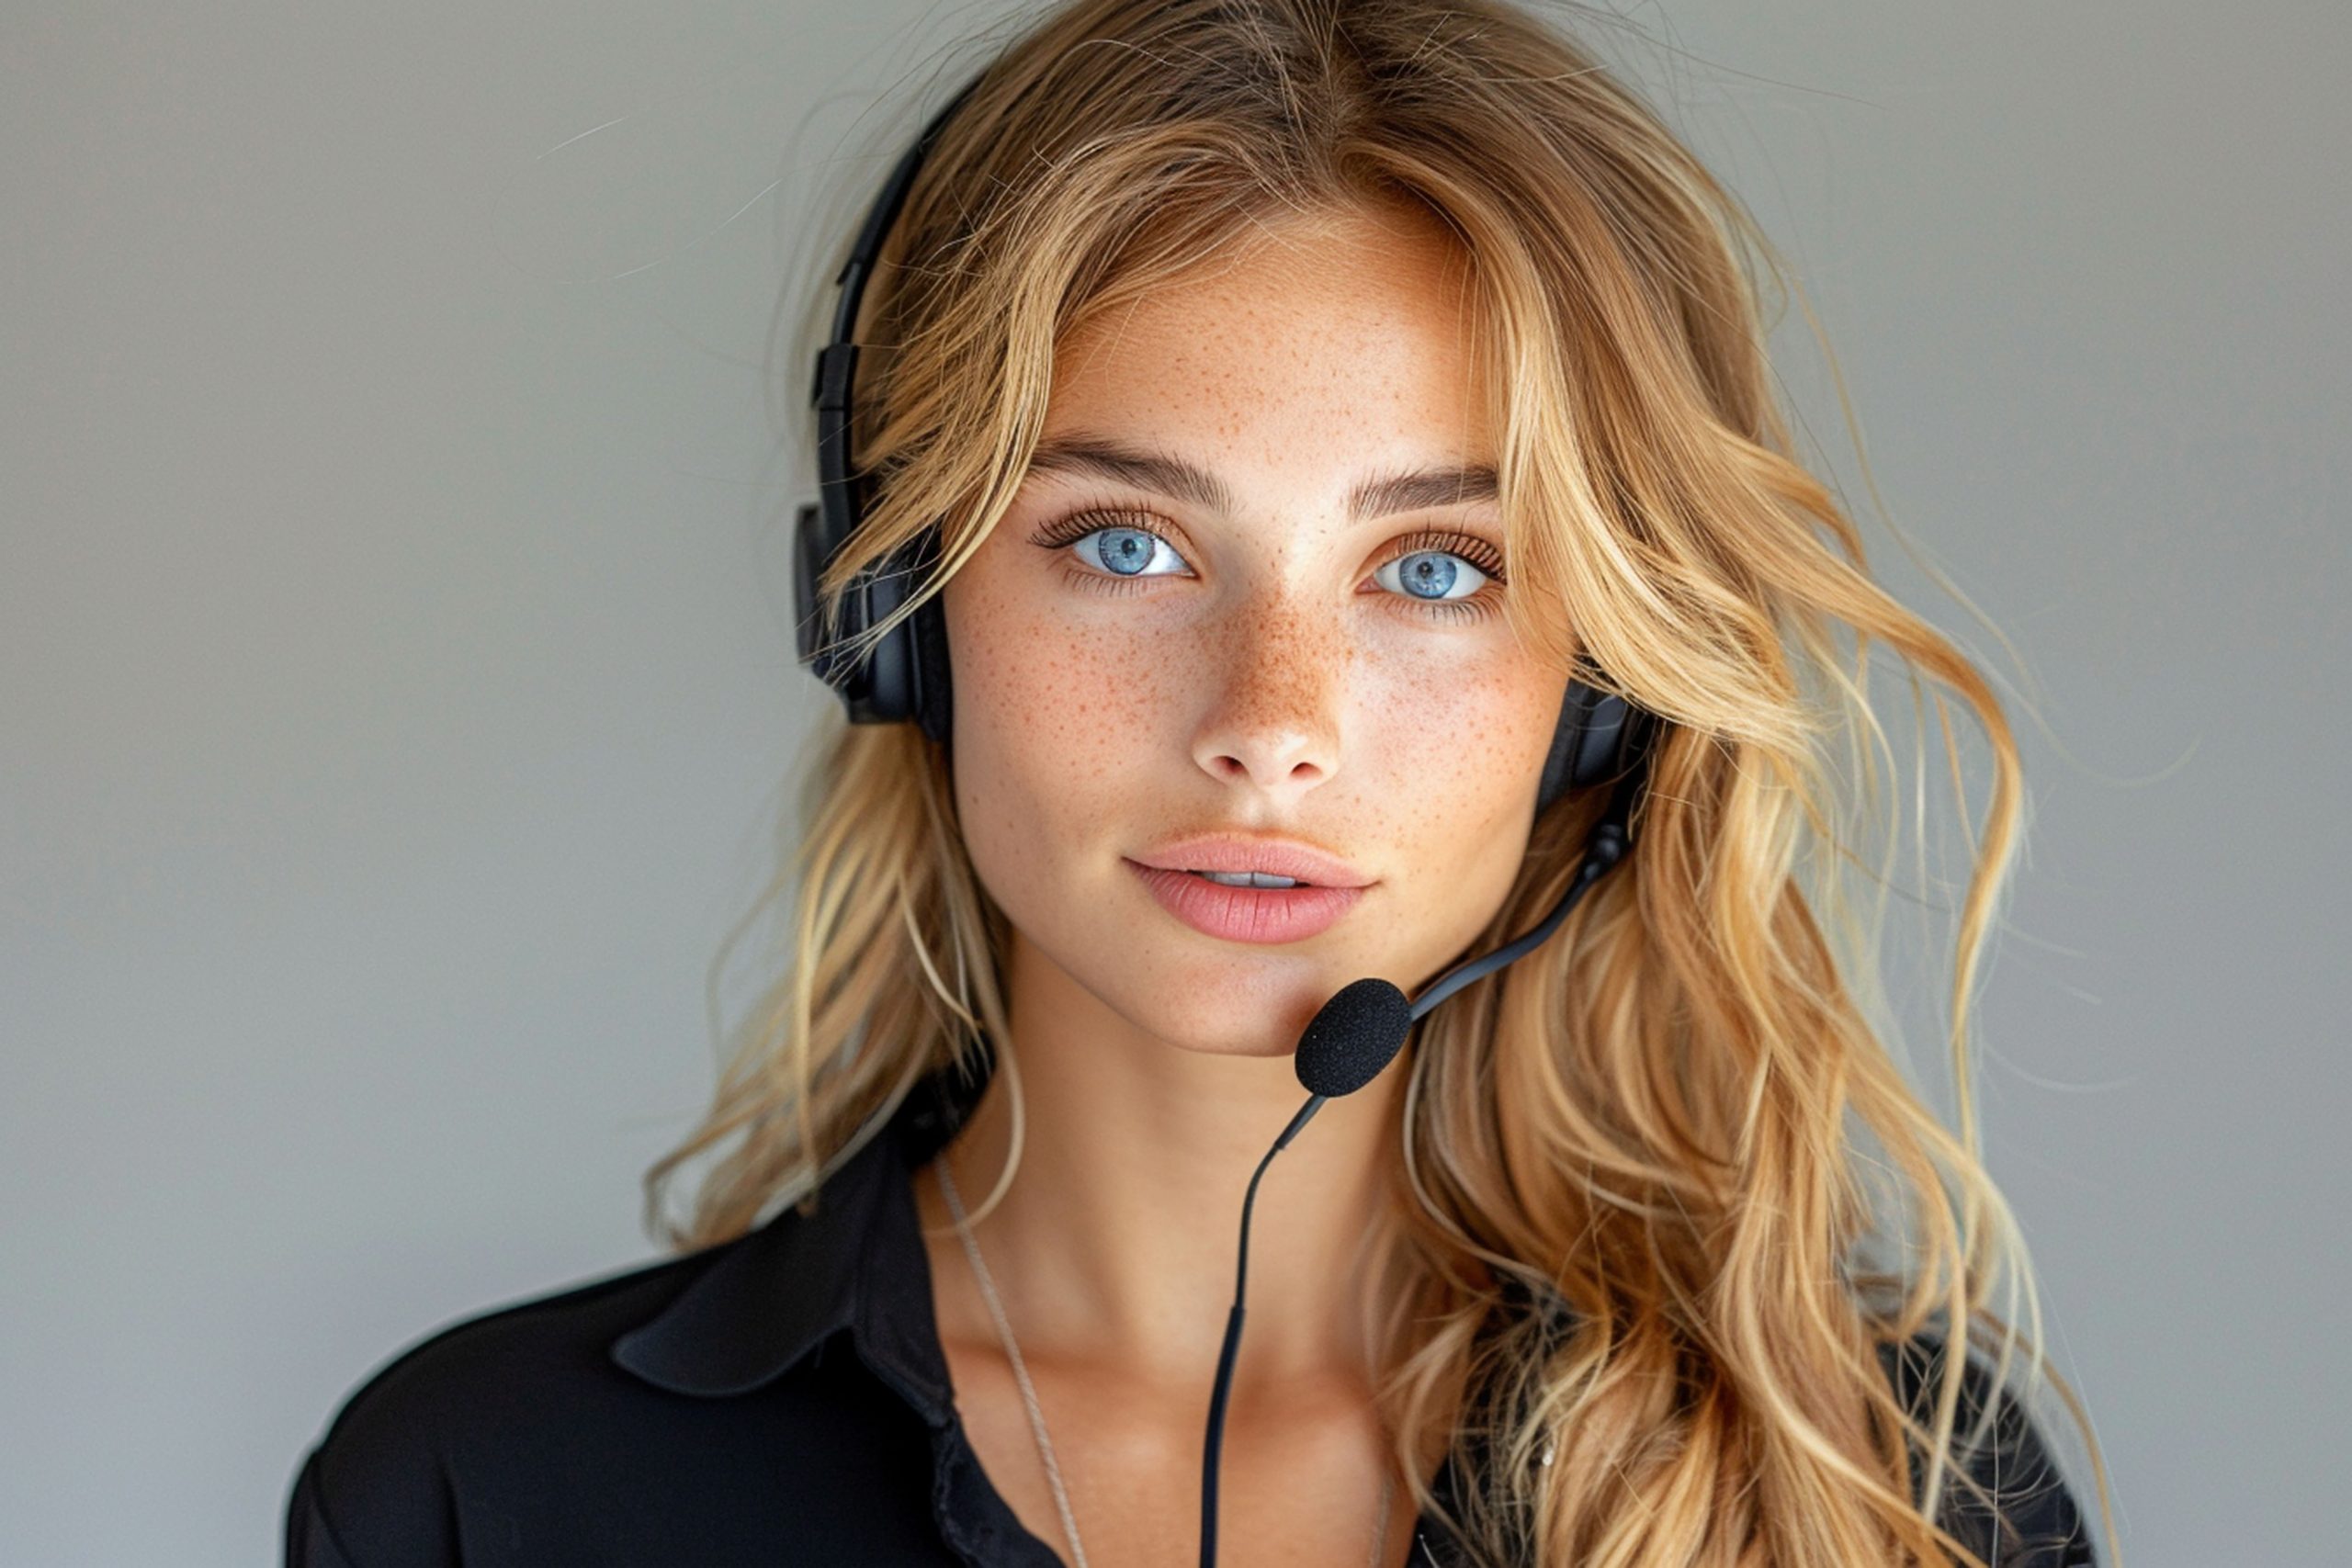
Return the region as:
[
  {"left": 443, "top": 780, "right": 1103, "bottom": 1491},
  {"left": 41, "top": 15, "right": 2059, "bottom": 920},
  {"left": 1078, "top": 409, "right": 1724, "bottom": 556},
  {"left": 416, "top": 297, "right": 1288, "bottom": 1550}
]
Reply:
[{"left": 933, "top": 1152, "right": 1398, "bottom": 1567}]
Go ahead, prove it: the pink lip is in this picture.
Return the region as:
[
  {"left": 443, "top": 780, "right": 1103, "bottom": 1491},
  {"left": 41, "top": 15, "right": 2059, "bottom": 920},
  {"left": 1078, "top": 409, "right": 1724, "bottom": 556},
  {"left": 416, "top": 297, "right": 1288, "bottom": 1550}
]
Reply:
[{"left": 1124, "top": 860, "right": 1369, "bottom": 944}]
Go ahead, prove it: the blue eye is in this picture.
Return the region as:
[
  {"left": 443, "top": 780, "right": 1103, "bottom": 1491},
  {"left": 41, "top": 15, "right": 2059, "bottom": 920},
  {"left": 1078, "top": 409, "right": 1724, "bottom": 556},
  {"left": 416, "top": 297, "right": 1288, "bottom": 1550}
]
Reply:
[
  {"left": 1373, "top": 549, "right": 1491, "bottom": 604},
  {"left": 1072, "top": 525, "right": 1184, "bottom": 579}
]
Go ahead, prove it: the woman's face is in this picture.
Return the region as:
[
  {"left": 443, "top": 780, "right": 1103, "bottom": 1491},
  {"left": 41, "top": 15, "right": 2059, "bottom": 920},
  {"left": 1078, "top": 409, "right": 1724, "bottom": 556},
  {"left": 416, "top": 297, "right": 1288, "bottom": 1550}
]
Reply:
[{"left": 942, "top": 201, "right": 1571, "bottom": 1058}]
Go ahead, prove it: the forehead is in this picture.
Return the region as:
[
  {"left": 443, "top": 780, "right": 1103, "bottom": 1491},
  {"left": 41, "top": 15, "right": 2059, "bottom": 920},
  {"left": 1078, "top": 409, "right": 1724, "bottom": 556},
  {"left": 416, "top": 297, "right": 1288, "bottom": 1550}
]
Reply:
[{"left": 1043, "top": 204, "right": 1496, "bottom": 479}]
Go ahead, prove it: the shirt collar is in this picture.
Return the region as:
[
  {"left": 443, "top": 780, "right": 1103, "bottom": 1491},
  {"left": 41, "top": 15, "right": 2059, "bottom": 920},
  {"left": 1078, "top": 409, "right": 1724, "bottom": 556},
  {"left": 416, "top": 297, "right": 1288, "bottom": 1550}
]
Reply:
[
  {"left": 606, "top": 1050, "right": 1475, "bottom": 1563},
  {"left": 607, "top": 1056, "right": 980, "bottom": 1421}
]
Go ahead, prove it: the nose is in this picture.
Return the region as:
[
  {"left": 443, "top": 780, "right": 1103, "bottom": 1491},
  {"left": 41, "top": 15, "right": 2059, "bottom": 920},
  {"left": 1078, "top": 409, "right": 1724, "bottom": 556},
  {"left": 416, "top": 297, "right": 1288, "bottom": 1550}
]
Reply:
[{"left": 1188, "top": 605, "right": 1346, "bottom": 803}]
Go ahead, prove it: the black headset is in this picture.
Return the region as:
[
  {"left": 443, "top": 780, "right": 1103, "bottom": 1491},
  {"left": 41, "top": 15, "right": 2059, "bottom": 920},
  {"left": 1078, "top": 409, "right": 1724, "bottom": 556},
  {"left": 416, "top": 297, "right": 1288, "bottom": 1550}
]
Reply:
[{"left": 790, "top": 76, "right": 1657, "bottom": 818}]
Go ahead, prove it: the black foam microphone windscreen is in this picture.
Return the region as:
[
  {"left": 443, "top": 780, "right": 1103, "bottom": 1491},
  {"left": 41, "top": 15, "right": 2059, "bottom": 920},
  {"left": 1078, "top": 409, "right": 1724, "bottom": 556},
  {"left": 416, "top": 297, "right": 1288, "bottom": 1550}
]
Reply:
[{"left": 1292, "top": 977, "right": 1413, "bottom": 1099}]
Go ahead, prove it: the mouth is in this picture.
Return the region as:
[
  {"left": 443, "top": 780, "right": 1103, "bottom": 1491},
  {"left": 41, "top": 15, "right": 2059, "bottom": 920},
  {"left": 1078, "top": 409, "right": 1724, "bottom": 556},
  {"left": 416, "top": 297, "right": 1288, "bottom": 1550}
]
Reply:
[{"left": 1122, "top": 859, "right": 1369, "bottom": 944}]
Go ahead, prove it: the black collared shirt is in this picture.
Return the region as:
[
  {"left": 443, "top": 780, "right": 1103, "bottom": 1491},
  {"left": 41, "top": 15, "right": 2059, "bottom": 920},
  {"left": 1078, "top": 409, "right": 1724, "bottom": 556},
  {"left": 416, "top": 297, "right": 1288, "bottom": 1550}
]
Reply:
[{"left": 285, "top": 1061, "right": 2095, "bottom": 1565}]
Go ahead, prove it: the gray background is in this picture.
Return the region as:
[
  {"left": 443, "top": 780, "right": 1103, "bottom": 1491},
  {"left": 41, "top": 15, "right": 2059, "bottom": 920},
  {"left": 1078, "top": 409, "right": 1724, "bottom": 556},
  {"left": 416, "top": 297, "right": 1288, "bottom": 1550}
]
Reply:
[{"left": 4, "top": 2, "right": 2342, "bottom": 1563}]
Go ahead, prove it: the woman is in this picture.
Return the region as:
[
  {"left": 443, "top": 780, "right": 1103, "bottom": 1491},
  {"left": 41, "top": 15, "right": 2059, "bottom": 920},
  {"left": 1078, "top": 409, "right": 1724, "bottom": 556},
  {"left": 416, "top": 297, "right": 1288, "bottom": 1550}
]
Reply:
[{"left": 287, "top": 2, "right": 2116, "bottom": 1563}]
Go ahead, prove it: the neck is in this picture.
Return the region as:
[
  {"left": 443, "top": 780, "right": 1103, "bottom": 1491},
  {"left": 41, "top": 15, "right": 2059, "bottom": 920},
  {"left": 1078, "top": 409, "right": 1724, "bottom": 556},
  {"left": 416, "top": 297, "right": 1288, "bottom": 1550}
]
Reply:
[{"left": 919, "top": 932, "right": 1409, "bottom": 1399}]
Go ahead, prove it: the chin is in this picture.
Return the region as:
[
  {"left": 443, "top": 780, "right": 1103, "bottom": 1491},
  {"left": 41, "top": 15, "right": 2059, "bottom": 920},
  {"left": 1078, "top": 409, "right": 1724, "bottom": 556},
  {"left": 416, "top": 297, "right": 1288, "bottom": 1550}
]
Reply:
[{"left": 1108, "top": 974, "right": 1343, "bottom": 1062}]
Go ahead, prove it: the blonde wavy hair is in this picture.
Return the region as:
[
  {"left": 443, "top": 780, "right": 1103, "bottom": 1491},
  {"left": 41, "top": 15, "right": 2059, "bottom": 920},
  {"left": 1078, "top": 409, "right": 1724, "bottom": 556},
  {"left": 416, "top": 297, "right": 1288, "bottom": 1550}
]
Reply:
[{"left": 643, "top": 2, "right": 2119, "bottom": 1562}]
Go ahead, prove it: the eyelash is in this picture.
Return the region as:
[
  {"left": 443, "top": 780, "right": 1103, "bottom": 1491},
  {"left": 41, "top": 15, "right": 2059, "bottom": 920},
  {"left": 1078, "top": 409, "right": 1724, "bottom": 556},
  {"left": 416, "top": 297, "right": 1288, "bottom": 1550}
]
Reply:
[{"left": 1025, "top": 507, "right": 1510, "bottom": 626}]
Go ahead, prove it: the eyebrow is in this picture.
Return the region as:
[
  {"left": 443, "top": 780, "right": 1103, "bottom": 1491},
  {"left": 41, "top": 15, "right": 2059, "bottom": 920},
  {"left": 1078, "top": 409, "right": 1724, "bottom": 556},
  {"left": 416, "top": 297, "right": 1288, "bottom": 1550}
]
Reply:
[{"left": 1023, "top": 434, "right": 1499, "bottom": 524}]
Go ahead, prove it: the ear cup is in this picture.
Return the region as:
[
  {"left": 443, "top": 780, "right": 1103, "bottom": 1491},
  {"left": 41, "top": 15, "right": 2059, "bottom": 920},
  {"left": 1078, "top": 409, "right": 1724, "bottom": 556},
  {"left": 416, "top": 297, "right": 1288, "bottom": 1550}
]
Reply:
[
  {"left": 1539, "top": 680, "right": 1643, "bottom": 809},
  {"left": 793, "top": 502, "right": 947, "bottom": 738}
]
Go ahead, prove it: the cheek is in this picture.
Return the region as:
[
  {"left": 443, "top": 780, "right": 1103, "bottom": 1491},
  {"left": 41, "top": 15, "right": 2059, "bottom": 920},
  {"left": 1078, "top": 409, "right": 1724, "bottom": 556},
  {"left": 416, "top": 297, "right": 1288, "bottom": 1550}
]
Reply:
[
  {"left": 1386, "top": 660, "right": 1562, "bottom": 839},
  {"left": 942, "top": 566, "right": 1178, "bottom": 884},
  {"left": 1395, "top": 661, "right": 1568, "bottom": 948}
]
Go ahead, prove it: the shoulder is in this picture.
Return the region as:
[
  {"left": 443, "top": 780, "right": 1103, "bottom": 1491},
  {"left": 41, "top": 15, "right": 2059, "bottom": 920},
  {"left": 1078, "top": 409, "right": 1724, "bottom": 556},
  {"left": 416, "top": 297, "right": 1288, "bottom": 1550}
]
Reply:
[
  {"left": 284, "top": 1242, "right": 725, "bottom": 1566},
  {"left": 1878, "top": 1333, "right": 2099, "bottom": 1568}
]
